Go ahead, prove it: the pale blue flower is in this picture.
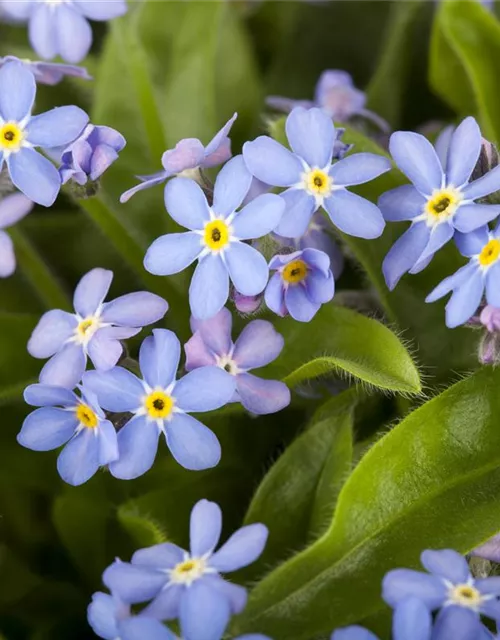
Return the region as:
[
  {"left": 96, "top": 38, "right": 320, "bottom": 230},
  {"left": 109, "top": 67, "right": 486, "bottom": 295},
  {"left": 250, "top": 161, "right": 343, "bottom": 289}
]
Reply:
[{"left": 0, "top": 55, "right": 91, "bottom": 85}]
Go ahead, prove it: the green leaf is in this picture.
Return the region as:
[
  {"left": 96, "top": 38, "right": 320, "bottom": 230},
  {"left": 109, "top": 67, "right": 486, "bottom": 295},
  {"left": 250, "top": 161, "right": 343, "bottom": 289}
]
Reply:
[
  {"left": 0, "top": 313, "right": 39, "bottom": 389},
  {"left": 241, "top": 390, "right": 356, "bottom": 583},
  {"left": 430, "top": 0, "right": 500, "bottom": 143},
  {"left": 271, "top": 304, "right": 421, "bottom": 394},
  {"left": 234, "top": 366, "right": 500, "bottom": 639},
  {"left": 0, "top": 545, "right": 40, "bottom": 606},
  {"left": 118, "top": 501, "right": 167, "bottom": 549}
]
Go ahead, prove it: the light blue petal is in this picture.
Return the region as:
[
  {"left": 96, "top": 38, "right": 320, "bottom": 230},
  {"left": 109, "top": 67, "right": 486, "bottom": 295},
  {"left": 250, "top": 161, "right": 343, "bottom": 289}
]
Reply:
[
  {"left": 232, "top": 193, "right": 285, "bottom": 240},
  {"left": 39, "top": 343, "right": 87, "bottom": 389},
  {"left": 421, "top": 549, "right": 470, "bottom": 583},
  {"left": 120, "top": 174, "right": 167, "bottom": 204},
  {"left": 27, "top": 309, "right": 77, "bottom": 358},
  {"left": 454, "top": 226, "right": 490, "bottom": 257},
  {"left": 213, "top": 155, "right": 252, "bottom": 218},
  {"left": 179, "top": 580, "right": 231, "bottom": 640},
  {"left": 73, "top": 267, "right": 113, "bottom": 317},
  {"left": 264, "top": 272, "right": 286, "bottom": 317},
  {"left": 393, "top": 598, "right": 432, "bottom": 640},
  {"left": 0, "top": 60, "right": 35, "bottom": 122},
  {"left": 274, "top": 188, "right": 316, "bottom": 238},
  {"left": 331, "top": 628, "right": 379, "bottom": 640},
  {"left": 144, "top": 232, "right": 202, "bottom": 276},
  {"left": 389, "top": 131, "right": 443, "bottom": 196},
  {"left": 82, "top": 368, "right": 143, "bottom": 412},
  {"left": 140, "top": 584, "right": 183, "bottom": 620},
  {"left": 101, "top": 292, "right": 168, "bottom": 326},
  {"left": 382, "top": 569, "right": 446, "bottom": 609},
  {"left": 120, "top": 618, "right": 175, "bottom": 640},
  {"left": 432, "top": 607, "right": 484, "bottom": 640},
  {"left": 225, "top": 242, "right": 269, "bottom": 296},
  {"left": 463, "top": 164, "right": 500, "bottom": 200},
  {"left": 329, "top": 153, "right": 391, "bottom": 187},
  {"left": 446, "top": 116, "right": 482, "bottom": 188},
  {"left": 57, "top": 427, "right": 100, "bottom": 486},
  {"left": 164, "top": 177, "right": 211, "bottom": 230},
  {"left": 132, "top": 543, "right": 184, "bottom": 569},
  {"left": 165, "top": 413, "right": 221, "bottom": 471},
  {"left": 26, "top": 106, "right": 88, "bottom": 149},
  {"left": 73, "top": 0, "right": 127, "bottom": 20},
  {"left": 324, "top": 190, "right": 385, "bottom": 239},
  {"left": 236, "top": 373, "right": 291, "bottom": 415},
  {"left": 302, "top": 247, "right": 331, "bottom": 276},
  {"left": 173, "top": 366, "right": 236, "bottom": 413},
  {"left": 56, "top": 4, "right": 92, "bottom": 64},
  {"left": 242, "top": 137, "right": 303, "bottom": 187},
  {"left": 285, "top": 106, "right": 335, "bottom": 169},
  {"left": 417, "top": 223, "right": 454, "bottom": 264},
  {"left": 139, "top": 329, "right": 180, "bottom": 389},
  {"left": 382, "top": 223, "right": 430, "bottom": 290},
  {"left": 103, "top": 561, "right": 166, "bottom": 604},
  {"left": 210, "top": 523, "right": 268, "bottom": 572},
  {"left": 201, "top": 575, "right": 247, "bottom": 614},
  {"left": 204, "top": 112, "right": 237, "bottom": 159},
  {"left": 444, "top": 268, "right": 485, "bottom": 328},
  {"left": 434, "top": 125, "right": 454, "bottom": 170},
  {"left": 87, "top": 592, "right": 122, "bottom": 640},
  {"left": 1, "top": 2, "right": 34, "bottom": 19},
  {"left": 17, "top": 407, "right": 77, "bottom": 451},
  {"left": 233, "top": 320, "right": 284, "bottom": 370},
  {"left": 29, "top": 5, "right": 57, "bottom": 60},
  {"left": 87, "top": 328, "right": 137, "bottom": 371},
  {"left": 486, "top": 262, "right": 500, "bottom": 307},
  {"left": 109, "top": 416, "right": 160, "bottom": 480},
  {"left": 190, "top": 499, "right": 223, "bottom": 556},
  {"left": 98, "top": 419, "right": 119, "bottom": 466},
  {"left": 191, "top": 307, "right": 233, "bottom": 356},
  {"left": 285, "top": 284, "right": 321, "bottom": 322},
  {"left": 189, "top": 254, "right": 229, "bottom": 321},
  {"left": 306, "top": 269, "right": 335, "bottom": 304},
  {"left": 473, "top": 534, "right": 500, "bottom": 563},
  {"left": 7, "top": 148, "right": 61, "bottom": 207},
  {"left": 475, "top": 576, "right": 500, "bottom": 596},
  {"left": 0, "top": 230, "right": 15, "bottom": 277},
  {"left": 0, "top": 191, "right": 34, "bottom": 228},
  {"left": 24, "top": 383, "right": 77, "bottom": 408},
  {"left": 425, "top": 262, "right": 477, "bottom": 303},
  {"left": 378, "top": 185, "right": 426, "bottom": 222},
  {"left": 453, "top": 203, "right": 500, "bottom": 234}
]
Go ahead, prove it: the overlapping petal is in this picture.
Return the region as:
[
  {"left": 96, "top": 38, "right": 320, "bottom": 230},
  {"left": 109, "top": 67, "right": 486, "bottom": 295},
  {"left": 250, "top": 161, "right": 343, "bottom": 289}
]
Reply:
[
  {"left": 164, "top": 178, "right": 211, "bottom": 230},
  {"left": 243, "top": 137, "right": 303, "bottom": 187},
  {"left": 173, "top": 366, "right": 235, "bottom": 413},
  {"left": 165, "top": 413, "right": 221, "bottom": 471},
  {"left": 285, "top": 107, "right": 335, "bottom": 169}
]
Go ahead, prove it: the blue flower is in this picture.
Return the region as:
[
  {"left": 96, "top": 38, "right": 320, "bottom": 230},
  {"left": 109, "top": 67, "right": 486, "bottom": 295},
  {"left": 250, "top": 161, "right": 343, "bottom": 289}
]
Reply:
[
  {"left": 144, "top": 155, "right": 285, "bottom": 320},
  {"left": 243, "top": 107, "right": 390, "bottom": 238},
  {"left": 18, "top": 382, "right": 118, "bottom": 486},
  {"left": 265, "top": 248, "right": 335, "bottom": 322},
  {"left": 0, "top": 60, "right": 88, "bottom": 206},
  {"left": 383, "top": 549, "right": 500, "bottom": 623},
  {"left": 121, "top": 114, "right": 237, "bottom": 203},
  {"left": 59, "top": 124, "right": 126, "bottom": 185},
  {"left": 0, "top": 191, "right": 33, "bottom": 277},
  {"left": 184, "top": 307, "right": 291, "bottom": 415},
  {"left": 267, "top": 70, "right": 389, "bottom": 132},
  {"left": 425, "top": 224, "right": 500, "bottom": 327},
  {"left": 1, "top": 1, "right": 127, "bottom": 64},
  {"left": 103, "top": 499, "right": 267, "bottom": 635},
  {"left": 28, "top": 268, "right": 168, "bottom": 389},
  {"left": 381, "top": 117, "right": 500, "bottom": 290},
  {"left": 83, "top": 329, "right": 236, "bottom": 477},
  {"left": 0, "top": 55, "right": 91, "bottom": 85}
]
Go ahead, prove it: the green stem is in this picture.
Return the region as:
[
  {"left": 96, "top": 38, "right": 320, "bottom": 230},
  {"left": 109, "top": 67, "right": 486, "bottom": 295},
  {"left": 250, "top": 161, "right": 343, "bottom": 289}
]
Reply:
[{"left": 10, "top": 227, "right": 70, "bottom": 310}]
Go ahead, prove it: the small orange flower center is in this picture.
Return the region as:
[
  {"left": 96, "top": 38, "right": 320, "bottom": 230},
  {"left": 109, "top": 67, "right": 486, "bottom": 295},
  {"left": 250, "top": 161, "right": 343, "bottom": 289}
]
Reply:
[
  {"left": 75, "top": 403, "right": 98, "bottom": 429},
  {"left": 479, "top": 239, "right": 500, "bottom": 267},
  {"left": 282, "top": 259, "right": 308, "bottom": 284}
]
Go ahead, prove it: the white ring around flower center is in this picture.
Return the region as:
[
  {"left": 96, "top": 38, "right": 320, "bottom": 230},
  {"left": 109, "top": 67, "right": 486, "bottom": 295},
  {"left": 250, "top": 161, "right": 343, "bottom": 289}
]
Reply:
[
  {"left": 169, "top": 555, "right": 208, "bottom": 586},
  {"left": 215, "top": 354, "right": 240, "bottom": 376}
]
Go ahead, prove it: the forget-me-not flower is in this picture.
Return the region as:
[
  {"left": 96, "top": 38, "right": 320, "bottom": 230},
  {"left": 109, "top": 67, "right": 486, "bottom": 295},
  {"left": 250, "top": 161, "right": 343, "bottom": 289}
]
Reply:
[
  {"left": 383, "top": 549, "right": 500, "bottom": 622},
  {"left": 0, "top": 60, "right": 88, "bottom": 206},
  {"left": 144, "top": 155, "right": 285, "bottom": 320},
  {"left": 59, "top": 124, "right": 126, "bottom": 186},
  {"left": 243, "top": 107, "right": 390, "bottom": 239},
  {"left": 0, "top": 191, "right": 33, "bottom": 277},
  {"left": 0, "top": 55, "right": 91, "bottom": 85},
  {"left": 18, "top": 382, "right": 118, "bottom": 486},
  {"left": 184, "top": 307, "right": 290, "bottom": 415},
  {"left": 28, "top": 267, "right": 168, "bottom": 389},
  {"left": 121, "top": 114, "right": 237, "bottom": 203},
  {"left": 425, "top": 224, "right": 500, "bottom": 327},
  {"left": 381, "top": 117, "right": 500, "bottom": 290},
  {"left": 84, "top": 329, "right": 236, "bottom": 478},
  {"left": 103, "top": 499, "right": 267, "bottom": 633},
  {"left": 265, "top": 248, "right": 335, "bottom": 322},
  {"left": 267, "top": 70, "right": 389, "bottom": 131},
  {"left": 1, "top": 1, "right": 128, "bottom": 64}
]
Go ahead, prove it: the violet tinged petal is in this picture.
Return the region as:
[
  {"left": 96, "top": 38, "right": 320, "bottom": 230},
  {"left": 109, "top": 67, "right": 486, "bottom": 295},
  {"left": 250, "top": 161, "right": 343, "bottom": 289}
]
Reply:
[
  {"left": 190, "top": 499, "right": 223, "bottom": 557},
  {"left": 285, "top": 106, "right": 336, "bottom": 169},
  {"left": 266, "top": 96, "right": 314, "bottom": 114},
  {"left": 161, "top": 138, "right": 205, "bottom": 174},
  {"left": 191, "top": 307, "right": 233, "bottom": 356},
  {"left": 305, "top": 269, "right": 335, "bottom": 304},
  {"left": 285, "top": 284, "right": 321, "bottom": 322},
  {"left": 184, "top": 332, "right": 216, "bottom": 371},
  {"left": 17, "top": 407, "right": 77, "bottom": 451},
  {"left": 55, "top": 4, "right": 92, "bottom": 64},
  {"left": 90, "top": 144, "right": 119, "bottom": 181},
  {"left": 73, "top": 267, "right": 113, "bottom": 317},
  {"left": 0, "top": 192, "right": 34, "bottom": 228},
  {"left": 174, "top": 366, "right": 235, "bottom": 413},
  {"left": 200, "top": 575, "right": 248, "bottom": 614},
  {"left": 109, "top": 416, "right": 161, "bottom": 480},
  {"left": 233, "top": 320, "right": 284, "bottom": 370},
  {"left": 0, "top": 230, "right": 15, "bottom": 277},
  {"left": 203, "top": 112, "right": 238, "bottom": 160},
  {"left": 165, "top": 413, "right": 221, "bottom": 471},
  {"left": 120, "top": 174, "right": 167, "bottom": 204},
  {"left": 236, "top": 373, "right": 290, "bottom": 415}
]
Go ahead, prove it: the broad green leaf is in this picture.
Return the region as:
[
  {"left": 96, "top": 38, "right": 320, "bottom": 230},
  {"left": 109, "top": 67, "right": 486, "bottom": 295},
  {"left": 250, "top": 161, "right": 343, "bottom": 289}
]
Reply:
[
  {"left": 271, "top": 304, "right": 421, "bottom": 394},
  {"left": 118, "top": 501, "right": 167, "bottom": 549},
  {"left": 233, "top": 367, "right": 500, "bottom": 639},
  {"left": 242, "top": 390, "right": 356, "bottom": 582},
  {"left": 430, "top": 0, "right": 500, "bottom": 143}
]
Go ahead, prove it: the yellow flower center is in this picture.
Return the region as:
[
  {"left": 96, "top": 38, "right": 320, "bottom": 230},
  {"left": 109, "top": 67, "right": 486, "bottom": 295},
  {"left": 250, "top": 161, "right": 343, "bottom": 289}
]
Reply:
[
  {"left": 304, "top": 169, "right": 332, "bottom": 197},
  {"left": 448, "top": 584, "right": 482, "bottom": 609},
  {"left": 75, "top": 403, "right": 99, "bottom": 429},
  {"left": 170, "top": 557, "right": 206, "bottom": 585},
  {"left": 75, "top": 316, "right": 100, "bottom": 344},
  {"left": 425, "top": 188, "right": 462, "bottom": 221},
  {"left": 479, "top": 239, "right": 500, "bottom": 267},
  {"left": 204, "top": 220, "right": 230, "bottom": 251},
  {"left": 0, "top": 122, "right": 24, "bottom": 152},
  {"left": 282, "top": 259, "right": 308, "bottom": 284},
  {"left": 144, "top": 390, "right": 174, "bottom": 420}
]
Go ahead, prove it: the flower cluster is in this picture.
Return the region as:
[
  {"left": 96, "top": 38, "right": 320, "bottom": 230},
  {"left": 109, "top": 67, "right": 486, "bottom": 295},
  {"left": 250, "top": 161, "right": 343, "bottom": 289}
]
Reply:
[{"left": 88, "top": 499, "right": 270, "bottom": 640}]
